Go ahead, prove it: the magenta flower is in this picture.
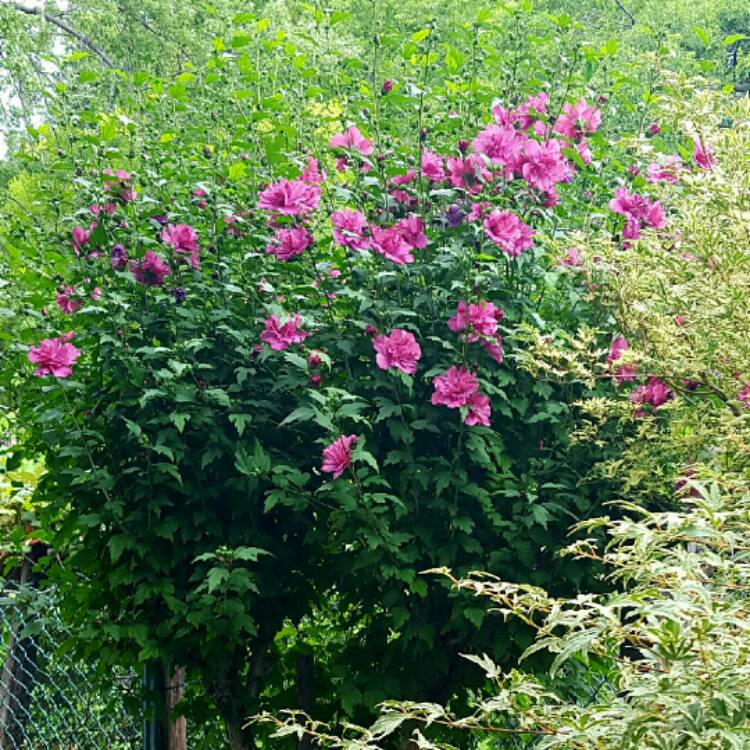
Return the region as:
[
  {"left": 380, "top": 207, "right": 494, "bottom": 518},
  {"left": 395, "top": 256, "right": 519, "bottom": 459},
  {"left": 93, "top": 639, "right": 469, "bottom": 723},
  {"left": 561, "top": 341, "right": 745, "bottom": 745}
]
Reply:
[
  {"left": 481, "top": 336, "right": 504, "bottom": 364},
  {"left": 515, "top": 92, "right": 549, "bottom": 130},
  {"left": 446, "top": 155, "right": 492, "bottom": 193},
  {"left": 321, "top": 434, "right": 358, "bottom": 479},
  {"left": 630, "top": 377, "right": 672, "bottom": 408},
  {"left": 431, "top": 366, "right": 479, "bottom": 409},
  {"left": 607, "top": 336, "right": 636, "bottom": 384},
  {"left": 260, "top": 314, "right": 309, "bottom": 351},
  {"left": 483, "top": 210, "right": 535, "bottom": 257},
  {"left": 131, "top": 250, "right": 171, "bottom": 287},
  {"left": 464, "top": 391, "right": 491, "bottom": 426},
  {"left": 467, "top": 201, "right": 490, "bottom": 223},
  {"left": 576, "top": 139, "right": 593, "bottom": 165},
  {"left": 329, "top": 126, "right": 373, "bottom": 156},
  {"left": 71, "top": 226, "right": 90, "bottom": 252},
  {"left": 554, "top": 99, "right": 601, "bottom": 141},
  {"left": 647, "top": 122, "right": 661, "bottom": 136},
  {"left": 392, "top": 169, "right": 417, "bottom": 186},
  {"left": 492, "top": 92, "right": 549, "bottom": 130},
  {"left": 370, "top": 225, "right": 414, "bottom": 265},
  {"left": 448, "top": 300, "right": 504, "bottom": 338},
  {"left": 161, "top": 223, "right": 200, "bottom": 269},
  {"left": 472, "top": 124, "right": 526, "bottom": 176},
  {"left": 519, "top": 139, "right": 573, "bottom": 193},
  {"left": 266, "top": 227, "right": 312, "bottom": 261},
  {"left": 300, "top": 156, "right": 325, "bottom": 184},
  {"left": 372, "top": 329, "right": 421, "bottom": 375},
  {"left": 738, "top": 383, "right": 750, "bottom": 408},
  {"left": 102, "top": 168, "right": 136, "bottom": 202},
  {"left": 609, "top": 187, "right": 665, "bottom": 241},
  {"left": 331, "top": 209, "right": 370, "bottom": 251},
  {"left": 646, "top": 155, "right": 682, "bottom": 184},
  {"left": 692, "top": 138, "right": 716, "bottom": 170},
  {"left": 258, "top": 179, "right": 321, "bottom": 216},
  {"left": 28, "top": 332, "right": 80, "bottom": 378},
  {"left": 421, "top": 150, "right": 446, "bottom": 182},
  {"left": 396, "top": 215, "right": 428, "bottom": 250},
  {"left": 56, "top": 286, "right": 82, "bottom": 315},
  {"left": 561, "top": 247, "right": 583, "bottom": 267}
]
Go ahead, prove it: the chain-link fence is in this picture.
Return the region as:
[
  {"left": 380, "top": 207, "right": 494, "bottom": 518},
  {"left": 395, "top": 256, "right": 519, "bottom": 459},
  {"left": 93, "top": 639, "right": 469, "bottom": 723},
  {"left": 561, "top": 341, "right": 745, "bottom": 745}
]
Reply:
[{"left": 0, "top": 583, "right": 140, "bottom": 749}]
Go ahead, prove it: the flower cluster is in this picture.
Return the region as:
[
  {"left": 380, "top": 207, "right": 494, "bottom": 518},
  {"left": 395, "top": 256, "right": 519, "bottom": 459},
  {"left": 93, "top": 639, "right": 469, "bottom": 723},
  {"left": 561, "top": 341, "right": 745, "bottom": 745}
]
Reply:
[
  {"left": 431, "top": 366, "right": 491, "bottom": 427},
  {"left": 448, "top": 301, "right": 504, "bottom": 363},
  {"left": 609, "top": 188, "right": 665, "bottom": 242}
]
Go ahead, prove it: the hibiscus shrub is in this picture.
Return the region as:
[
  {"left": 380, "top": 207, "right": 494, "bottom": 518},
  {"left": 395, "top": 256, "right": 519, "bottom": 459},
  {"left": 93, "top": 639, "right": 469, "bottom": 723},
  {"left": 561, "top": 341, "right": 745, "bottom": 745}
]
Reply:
[{"left": 8, "top": 53, "right": 643, "bottom": 745}]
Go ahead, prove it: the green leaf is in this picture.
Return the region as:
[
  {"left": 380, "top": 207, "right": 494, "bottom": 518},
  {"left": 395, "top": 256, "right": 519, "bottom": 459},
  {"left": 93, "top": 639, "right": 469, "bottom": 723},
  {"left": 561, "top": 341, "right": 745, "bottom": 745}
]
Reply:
[
  {"left": 169, "top": 413, "right": 190, "bottom": 433},
  {"left": 724, "top": 34, "right": 748, "bottom": 47},
  {"left": 233, "top": 546, "right": 269, "bottom": 562},
  {"left": 229, "top": 413, "right": 253, "bottom": 437},
  {"left": 206, "top": 567, "right": 230, "bottom": 593}
]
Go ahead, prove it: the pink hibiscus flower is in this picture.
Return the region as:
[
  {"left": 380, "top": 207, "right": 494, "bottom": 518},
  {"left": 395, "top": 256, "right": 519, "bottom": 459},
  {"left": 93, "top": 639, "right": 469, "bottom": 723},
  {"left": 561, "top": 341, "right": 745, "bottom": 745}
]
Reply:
[
  {"left": 372, "top": 329, "right": 421, "bottom": 375},
  {"left": 431, "top": 366, "right": 479, "bottom": 408},
  {"left": 483, "top": 210, "right": 535, "bottom": 257},
  {"left": 71, "top": 226, "right": 90, "bottom": 252},
  {"left": 331, "top": 209, "right": 370, "bottom": 251},
  {"left": 472, "top": 124, "right": 526, "bottom": 176},
  {"left": 161, "top": 223, "right": 200, "bottom": 268},
  {"left": 448, "top": 300, "right": 504, "bottom": 338},
  {"left": 519, "top": 139, "right": 573, "bottom": 193},
  {"left": 561, "top": 247, "right": 583, "bottom": 267},
  {"left": 266, "top": 227, "right": 313, "bottom": 261},
  {"left": 28, "top": 332, "right": 80, "bottom": 378},
  {"left": 607, "top": 336, "right": 636, "bottom": 384},
  {"left": 396, "top": 215, "right": 428, "bottom": 250},
  {"left": 258, "top": 179, "right": 321, "bottom": 216},
  {"left": 446, "top": 155, "right": 492, "bottom": 193},
  {"left": 131, "top": 251, "right": 171, "bottom": 287},
  {"left": 370, "top": 225, "right": 414, "bottom": 265},
  {"left": 260, "top": 314, "right": 309, "bottom": 351},
  {"left": 421, "top": 150, "right": 446, "bottom": 182},
  {"left": 646, "top": 155, "right": 682, "bottom": 183},
  {"left": 321, "top": 434, "right": 358, "bottom": 479},
  {"left": 300, "top": 156, "right": 325, "bottom": 184},
  {"left": 630, "top": 377, "right": 672, "bottom": 408},
  {"left": 56, "top": 286, "right": 82, "bottom": 315},
  {"left": 554, "top": 99, "right": 601, "bottom": 141},
  {"left": 329, "top": 126, "right": 373, "bottom": 156},
  {"left": 692, "top": 138, "right": 716, "bottom": 170},
  {"left": 464, "top": 391, "right": 491, "bottom": 426}
]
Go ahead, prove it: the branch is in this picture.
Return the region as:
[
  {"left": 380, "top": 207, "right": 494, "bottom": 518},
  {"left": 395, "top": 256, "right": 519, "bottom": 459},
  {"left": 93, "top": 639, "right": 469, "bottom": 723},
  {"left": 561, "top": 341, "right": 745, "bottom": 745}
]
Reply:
[
  {"left": 5, "top": 1, "right": 116, "bottom": 69},
  {"left": 613, "top": 0, "right": 636, "bottom": 27}
]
